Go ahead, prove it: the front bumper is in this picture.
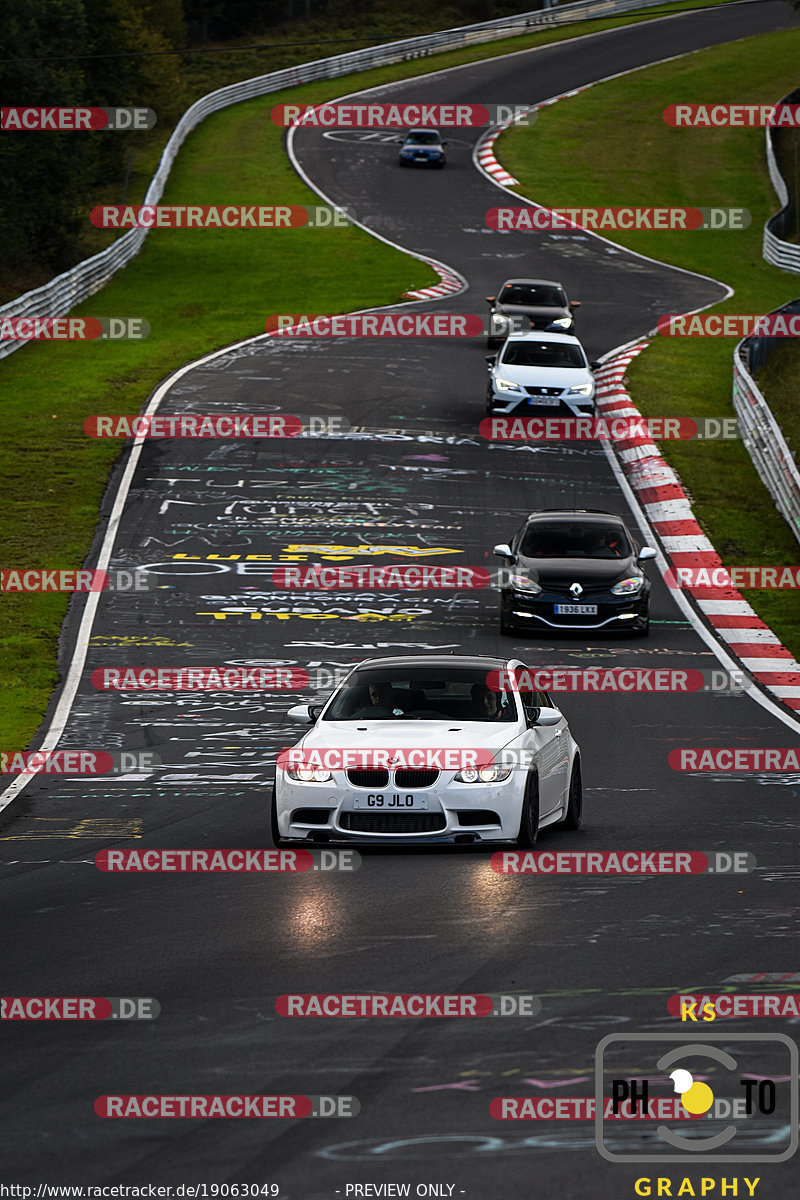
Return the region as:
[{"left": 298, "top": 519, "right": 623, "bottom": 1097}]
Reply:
[
  {"left": 399, "top": 152, "right": 444, "bottom": 166},
  {"left": 274, "top": 771, "right": 524, "bottom": 843},
  {"left": 487, "top": 388, "right": 595, "bottom": 417},
  {"left": 501, "top": 587, "right": 649, "bottom": 631}
]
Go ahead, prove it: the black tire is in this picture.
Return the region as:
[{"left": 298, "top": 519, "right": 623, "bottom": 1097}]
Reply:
[
  {"left": 632, "top": 612, "right": 650, "bottom": 637},
  {"left": 486, "top": 394, "right": 499, "bottom": 415},
  {"left": 270, "top": 779, "right": 285, "bottom": 848},
  {"left": 516, "top": 772, "right": 540, "bottom": 847},
  {"left": 562, "top": 759, "right": 583, "bottom": 830}
]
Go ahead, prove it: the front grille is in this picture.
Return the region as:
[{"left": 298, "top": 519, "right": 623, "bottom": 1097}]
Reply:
[
  {"left": 339, "top": 812, "right": 447, "bottom": 834},
  {"left": 347, "top": 769, "right": 389, "bottom": 788},
  {"left": 545, "top": 580, "right": 615, "bottom": 597},
  {"left": 525, "top": 385, "right": 562, "bottom": 396},
  {"left": 395, "top": 769, "right": 439, "bottom": 789}
]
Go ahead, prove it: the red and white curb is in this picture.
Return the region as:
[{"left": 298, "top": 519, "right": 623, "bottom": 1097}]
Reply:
[
  {"left": 476, "top": 130, "right": 519, "bottom": 187},
  {"left": 473, "top": 86, "right": 593, "bottom": 191},
  {"left": 402, "top": 264, "right": 464, "bottom": 301},
  {"left": 595, "top": 344, "right": 800, "bottom": 714}
]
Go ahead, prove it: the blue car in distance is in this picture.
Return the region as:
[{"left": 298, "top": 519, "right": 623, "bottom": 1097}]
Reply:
[{"left": 398, "top": 128, "right": 447, "bottom": 168}]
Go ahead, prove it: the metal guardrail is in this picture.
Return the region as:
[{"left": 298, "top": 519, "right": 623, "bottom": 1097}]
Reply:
[
  {"left": 733, "top": 300, "right": 800, "bottom": 548},
  {"left": 0, "top": 0, "right": 682, "bottom": 360},
  {"left": 763, "top": 87, "right": 800, "bottom": 274}
]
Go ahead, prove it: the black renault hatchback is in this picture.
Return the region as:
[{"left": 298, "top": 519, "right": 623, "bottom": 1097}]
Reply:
[{"left": 493, "top": 509, "right": 656, "bottom": 636}]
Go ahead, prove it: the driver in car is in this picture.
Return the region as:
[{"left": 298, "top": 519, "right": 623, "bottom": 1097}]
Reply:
[
  {"left": 352, "top": 681, "right": 406, "bottom": 718},
  {"left": 470, "top": 683, "right": 503, "bottom": 720}
]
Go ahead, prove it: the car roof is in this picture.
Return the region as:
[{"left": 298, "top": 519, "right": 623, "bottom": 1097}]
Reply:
[
  {"left": 353, "top": 654, "right": 513, "bottom": 671},
  {"left": 404, "top": 128, "right": 441, "bottom": 135},
  {"left": 499, "top": 278, "right": 564, "bottom": 289},
  {"left": 524, "top": 509, "right": 628, "bottom": 526},
  {"left": 502, "top": 330, "right": 582, "bottom": 345}
]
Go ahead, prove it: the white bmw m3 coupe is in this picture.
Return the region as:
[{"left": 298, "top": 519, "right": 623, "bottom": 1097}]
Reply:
[{"left": 271, "top": 654, "right": 582, "bottom": 847}]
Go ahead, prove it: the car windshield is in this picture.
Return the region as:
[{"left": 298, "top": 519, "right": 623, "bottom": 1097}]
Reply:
[
  {"left": 405, "top": 132, "right": 440, "bottom": 145},
  {"left": 499, "top": 284, "right": 567, "bottom": 307},
  {"left": 520, "top": 523, "right": 631, "bottom": 559},
  {"left": 500, "top": 341, "right": 585, "bottom": 369},
  {"left": 324, "top": 667, "right": 518, "bottom": 722}
]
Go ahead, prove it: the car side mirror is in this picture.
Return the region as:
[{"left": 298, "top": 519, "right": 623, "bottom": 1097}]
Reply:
[
  {"left": 638, "top": 546, "right": 657, "bottom": 562},
  {"left": 486, "top": 296, "right": 496, "bottom": 303},
  {"left": 493, "top": 543, "right": 516, "bottom": 563},
  {"left": 534, "top": 708, "right": 562, "bottom": 727},
  {"left": 441, "top": 140, "right": 448, "bottom": 146},
  {"left": 589, "top": 361, "right": 602, "bottom": 371},
  {"left": 287, "top": 703, "right": 322, "bottom": 723},
  {"left": 570, "top": 300, "right": 581, "bottom": 309},
  {"left": 485, "top": 355, "right": 497, "bottom": 365}
]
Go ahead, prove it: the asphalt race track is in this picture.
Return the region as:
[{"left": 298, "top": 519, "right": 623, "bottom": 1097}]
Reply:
[{"left": 3, "top": 2, "right": 800, "bottom": 1196}]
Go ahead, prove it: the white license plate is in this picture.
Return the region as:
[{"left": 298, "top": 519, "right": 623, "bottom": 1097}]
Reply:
[
  {"left": 353, "top": 793, "right": 429, "bottom": 810},
  {"left": 555, "top": 603, "right": 598, "bottom": 615},
  {"left": 528, "top": 395, "right": 560, "bottom": 406}
]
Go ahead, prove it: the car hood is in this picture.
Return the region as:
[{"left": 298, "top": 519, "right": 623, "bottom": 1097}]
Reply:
[
  {"left": 517, "top": 555, "right": 636, "bottom": 585},
  {"left": 493, "top": 363, "right": 591, "bottom": 388},
  {"left": 296, "top": 720, "right": 522, "bottom": 754}
]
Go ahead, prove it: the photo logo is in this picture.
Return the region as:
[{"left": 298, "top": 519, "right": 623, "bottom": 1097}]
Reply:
[{"left": 596, "top": 1033, "right": 798, "bottom": 1162}]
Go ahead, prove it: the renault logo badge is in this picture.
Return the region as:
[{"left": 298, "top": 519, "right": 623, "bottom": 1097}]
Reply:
[{"left": 570, "top": 582, "right": 584, "bottom": 597}]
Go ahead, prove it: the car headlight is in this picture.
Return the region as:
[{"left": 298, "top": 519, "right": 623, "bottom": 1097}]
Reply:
[
  {"left": 286, "top": 767, "right": 334, "bottom": 782},
  {"left": 491, "top": 313, "right": 510, "bottom": 330},
  {"left": 567, "top": 383, "right": 594, "bottom": 396},
  {"left": 507, "top": 573, "right": 542, "bottom": 594},
  {"left": 495, "top": 377, "right": 524, "bottom": 393},
  {"left": 454, "top": 764, "right": 513, "bottom": 783},
  {"left": 610, "top": 576, "right": 644, "bottom": 596},
  {"left": 551, "top": 316, "right": 573, "bottom": 329}
]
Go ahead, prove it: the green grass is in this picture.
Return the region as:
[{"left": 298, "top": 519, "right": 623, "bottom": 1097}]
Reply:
[
  {"left": 496, "top": 26, "right": 800, "bottom": 659},
  {"left": 0, "top": 0, "right": 753, "bottom": 748}
]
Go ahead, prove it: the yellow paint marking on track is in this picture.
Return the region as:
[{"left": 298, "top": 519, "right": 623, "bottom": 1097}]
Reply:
[{"left": 0, "top": 818, "right": 142, "bottom": 840}]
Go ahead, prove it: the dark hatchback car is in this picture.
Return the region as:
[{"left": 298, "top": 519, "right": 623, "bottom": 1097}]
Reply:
[
  {"left": 486, "top": 278, "right": 580, "bottom": 348},
  {"left": 493, "top": 510, "right": 657, "bottom": 636},
  {"left": 398, "top": 128, "right": 447, "bottom": 167}
]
